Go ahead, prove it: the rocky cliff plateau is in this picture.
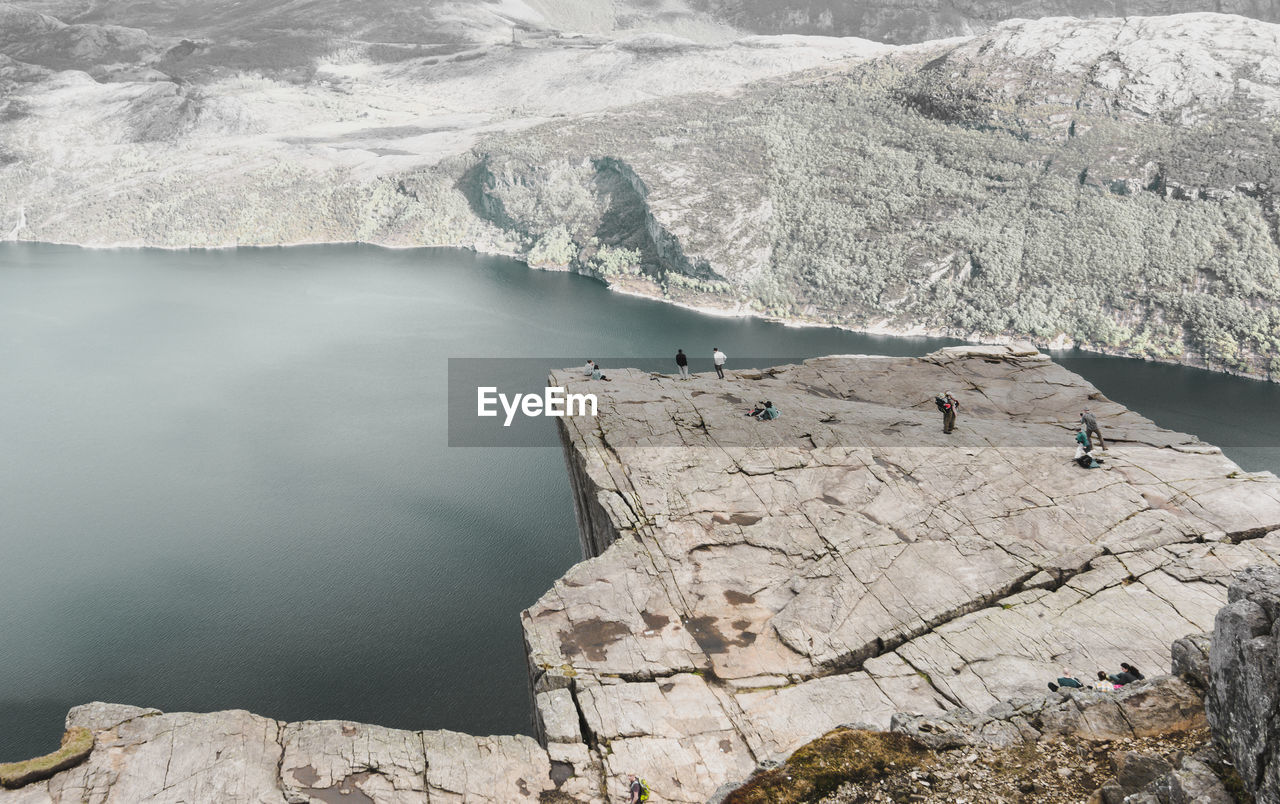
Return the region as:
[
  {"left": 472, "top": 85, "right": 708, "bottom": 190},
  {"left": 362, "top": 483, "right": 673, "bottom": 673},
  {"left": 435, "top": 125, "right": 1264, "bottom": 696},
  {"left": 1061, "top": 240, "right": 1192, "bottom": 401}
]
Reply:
[
  {"left": 3, "top": 8, "right": 1280, "bottom": 376},
  {"left": 5, "top": 345, "right": 1280, "bottom": 803}
]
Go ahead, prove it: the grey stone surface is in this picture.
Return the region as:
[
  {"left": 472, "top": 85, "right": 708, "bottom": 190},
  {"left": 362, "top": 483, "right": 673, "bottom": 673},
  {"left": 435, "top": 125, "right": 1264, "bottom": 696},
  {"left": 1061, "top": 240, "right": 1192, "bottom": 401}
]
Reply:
[
  {"left": 1208, "top": 564, "right": 1280, "bottom": 804},
  {"left": 525, "top": 347, "right": 1280, "bottom": 801},
  {"left": 63, "top": 702, "right": 160, "bottom": 734},
  {"left": 1171, "top": 633, "right": 1212, "bottom": 688},
  {"left": 1114, "top": 750, "right": 1173, "bottom": 792},
  {"left": 892, "top": 676, "right": 1205, "bottom": 749},
  {"left": 0, "top": 710, "right": 605, "bottom": 804}
]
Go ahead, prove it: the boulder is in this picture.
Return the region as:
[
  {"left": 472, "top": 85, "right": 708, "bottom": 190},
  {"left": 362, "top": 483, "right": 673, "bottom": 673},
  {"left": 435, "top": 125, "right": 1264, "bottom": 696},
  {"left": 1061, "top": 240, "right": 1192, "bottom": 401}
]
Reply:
[
  {"left": 1171, "top": 633, "right": 1212, "bottom": 688},
  {"left": 1207, "top": 565, "right": 1280, "bottom": 804}
]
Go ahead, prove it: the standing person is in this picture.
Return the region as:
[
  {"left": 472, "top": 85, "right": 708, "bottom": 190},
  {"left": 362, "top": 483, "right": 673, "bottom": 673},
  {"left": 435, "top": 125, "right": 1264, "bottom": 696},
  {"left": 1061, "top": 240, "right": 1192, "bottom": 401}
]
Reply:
[
  {"left": 935, "top": 391, "right": 959, "bottom": 434},
  {"left": 712, "top": 347, "right": 727, "bottom": 379},
  {"left": 1080, "top": 408, "right": 1106, "bottom": 450},
  {"left": 675, "top": 349, "right": 689, "bottom": 379}
]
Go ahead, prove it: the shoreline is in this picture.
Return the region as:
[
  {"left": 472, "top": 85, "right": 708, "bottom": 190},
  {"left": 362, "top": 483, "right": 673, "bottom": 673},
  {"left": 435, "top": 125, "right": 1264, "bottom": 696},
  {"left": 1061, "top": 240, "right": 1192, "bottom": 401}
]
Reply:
[{"left": 4, "top": 236, "right": 1274, "bottom": 384}]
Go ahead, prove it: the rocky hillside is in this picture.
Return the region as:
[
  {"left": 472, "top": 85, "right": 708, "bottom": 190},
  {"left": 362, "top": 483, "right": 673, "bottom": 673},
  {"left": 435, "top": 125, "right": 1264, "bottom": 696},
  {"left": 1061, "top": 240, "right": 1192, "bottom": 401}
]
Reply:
[
  {"left": 3, "top": 12, "right": 1280, "bottom": 376},
  {"left": 6, "top": 0, "right": 1280, "bottom": 48},
  {"left": 469, "top": 13, "right": 1280, "bottom": 377}
]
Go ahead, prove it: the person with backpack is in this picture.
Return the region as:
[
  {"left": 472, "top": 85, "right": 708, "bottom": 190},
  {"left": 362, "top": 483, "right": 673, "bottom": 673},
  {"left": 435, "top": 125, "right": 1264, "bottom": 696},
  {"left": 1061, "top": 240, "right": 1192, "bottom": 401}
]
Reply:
[
  {"left": 755, "top": 401, "right": 779, "bottom": 421},
  {"left": 627, "top": 774, "right": 650, "bottom": 802},
  {"left": 675, "top": 349, "right": 689, "bottom": 379},
  {"left": 1080, "top": 408, "right": 1106, "bottom": 450},
  {"left": 935, "top": 391, "right": 959, "bottom": 433},
  {"left": 712, "top": 348, "right": 727, "bottom": 379}
]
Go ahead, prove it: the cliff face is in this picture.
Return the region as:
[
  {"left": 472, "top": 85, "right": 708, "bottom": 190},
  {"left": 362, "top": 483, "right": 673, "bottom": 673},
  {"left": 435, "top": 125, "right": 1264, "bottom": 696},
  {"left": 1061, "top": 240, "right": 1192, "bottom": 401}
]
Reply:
[
  {"left": 5, "top": 347, "right": 1280, "bottom": 803},
  {"left": 1208, "top": 564, "right": 1280, "bottom": 802}
]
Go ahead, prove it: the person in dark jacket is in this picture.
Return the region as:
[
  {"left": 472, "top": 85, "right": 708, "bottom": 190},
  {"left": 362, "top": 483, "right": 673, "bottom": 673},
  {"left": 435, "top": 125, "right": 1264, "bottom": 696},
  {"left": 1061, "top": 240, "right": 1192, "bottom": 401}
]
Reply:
[
  {"left": 675, "top": 349, "right": 689, "bottom": 379},
  {"left": 1047, "top": 667, "right": 1085, "bottom": 692},
  {"left": 935, "top": 391, "right": 959, "bottom": 433},
  {"left": 1109, "top": 662, "right": 1144, "bottom": 685}
]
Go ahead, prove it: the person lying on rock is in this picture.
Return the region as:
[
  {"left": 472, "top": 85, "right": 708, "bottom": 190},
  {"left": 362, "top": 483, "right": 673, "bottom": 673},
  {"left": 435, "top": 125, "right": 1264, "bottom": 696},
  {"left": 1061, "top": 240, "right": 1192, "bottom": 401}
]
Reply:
[
  {"left": 754, "top": 401, "right": 779, "bottom": 421},
  {"left": 1047, "top": 667, "right": 1085, "bottom": 692},
  {"left": 1108, "top": 662, "right": 1144, "bottom": 686},
  {"left": 1092, "top": 671, "right": 1116, "bottom": 691}
]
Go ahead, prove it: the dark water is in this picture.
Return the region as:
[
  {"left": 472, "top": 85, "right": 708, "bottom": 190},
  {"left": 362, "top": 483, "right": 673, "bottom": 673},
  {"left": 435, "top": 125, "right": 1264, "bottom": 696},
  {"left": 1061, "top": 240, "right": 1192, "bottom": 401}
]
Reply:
[{"left": 1, "top": 242, "right": 1277, "bottom": 762}]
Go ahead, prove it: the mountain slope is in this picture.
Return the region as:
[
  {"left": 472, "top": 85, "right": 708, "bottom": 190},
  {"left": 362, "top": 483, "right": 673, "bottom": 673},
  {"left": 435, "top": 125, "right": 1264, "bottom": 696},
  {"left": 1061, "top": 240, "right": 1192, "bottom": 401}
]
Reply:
[
  {"left": 464, "top": 13, "right": 1280, "bottom": 375},
  {"left": 1, "top": 13, "right": 1278, "bottom": 375}
]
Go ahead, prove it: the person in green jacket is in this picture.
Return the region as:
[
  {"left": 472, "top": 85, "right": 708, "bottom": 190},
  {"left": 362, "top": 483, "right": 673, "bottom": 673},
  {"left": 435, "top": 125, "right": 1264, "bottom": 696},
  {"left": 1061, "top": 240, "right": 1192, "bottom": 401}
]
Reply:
[{"left": 755, "top": 401, "right": 779, "bottom": 421}]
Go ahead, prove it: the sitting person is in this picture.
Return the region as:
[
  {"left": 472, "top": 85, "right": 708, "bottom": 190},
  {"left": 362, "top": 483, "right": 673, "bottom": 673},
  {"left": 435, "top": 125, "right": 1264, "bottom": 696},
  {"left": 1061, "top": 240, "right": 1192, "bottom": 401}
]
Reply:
[
  {"left": 1108, "top": 662, "right": 1144, "bottom": 686},
  {"left": 1091, "top": 671, "right": 1116, "bottom": 691},
  {"left": 584, "top": 359, "right": 596, "bottom": 376},
  {"left": 755, "top": 401, "right": 779, "bottom": 421},
  {"left": 1047, "top": 667, "right": 1085, "bottom": 692},
  {"left": 1074, "top": 432, "right": 1104, "bottom": 469},
  {"left": 590, "top": 365, "right": 610, "bottom": 381}
]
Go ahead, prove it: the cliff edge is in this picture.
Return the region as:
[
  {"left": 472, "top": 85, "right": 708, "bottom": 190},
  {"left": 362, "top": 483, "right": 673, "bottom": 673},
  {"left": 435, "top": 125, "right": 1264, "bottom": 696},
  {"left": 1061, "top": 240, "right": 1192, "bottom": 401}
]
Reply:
[
  {"left": 526, "top": 345, "right": 1280, "bottom": 801},
  {"left": 4, "top": 346, "right": 1280, "bottom": 803}
]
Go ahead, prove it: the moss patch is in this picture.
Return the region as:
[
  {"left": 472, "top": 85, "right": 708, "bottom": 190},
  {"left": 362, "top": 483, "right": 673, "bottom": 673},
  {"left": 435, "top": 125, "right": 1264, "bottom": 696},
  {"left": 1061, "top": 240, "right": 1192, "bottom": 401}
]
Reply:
[
  {"left": 0, "top": 727, "right": 94, "bottom": 789},
  {"left": 723, "top": 728, "right": 931, "bottom": 804}
]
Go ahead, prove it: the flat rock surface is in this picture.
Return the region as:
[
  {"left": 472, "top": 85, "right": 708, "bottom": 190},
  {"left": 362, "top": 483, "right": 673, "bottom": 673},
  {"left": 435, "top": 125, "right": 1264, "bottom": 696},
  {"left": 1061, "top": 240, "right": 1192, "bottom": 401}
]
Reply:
[
  {"left": 527, "top": 346, "right": 1280, "bottom": 802},
  {"left": 1, "top": 704, "right": 599, "bottom": 804}
]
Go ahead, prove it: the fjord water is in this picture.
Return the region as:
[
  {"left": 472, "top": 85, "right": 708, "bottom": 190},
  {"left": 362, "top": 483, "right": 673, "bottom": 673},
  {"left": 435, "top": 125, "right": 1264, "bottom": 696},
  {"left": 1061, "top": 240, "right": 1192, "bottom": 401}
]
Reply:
[{"left": 1, "top": 242, "right": 1277, "bottom": 761}]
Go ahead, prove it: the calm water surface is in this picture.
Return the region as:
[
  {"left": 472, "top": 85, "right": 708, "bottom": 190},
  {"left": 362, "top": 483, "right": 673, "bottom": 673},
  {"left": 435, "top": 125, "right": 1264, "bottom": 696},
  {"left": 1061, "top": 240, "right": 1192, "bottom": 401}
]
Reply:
[{"left": 1, "top": 242, "right": 1277, "bottom": 761}]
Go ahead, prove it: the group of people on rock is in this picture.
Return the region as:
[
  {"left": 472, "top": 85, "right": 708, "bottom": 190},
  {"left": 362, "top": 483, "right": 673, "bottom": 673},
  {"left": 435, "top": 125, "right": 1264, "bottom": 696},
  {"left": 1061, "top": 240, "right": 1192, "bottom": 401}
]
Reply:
[
  {"left": 582, "top": 361, "right": 1113, "bottom": 453},
  {"left": 933, "top": 393, "right": 1111, "bottom": 467},
  {"left": 1074, "top": 408, "right": 1108, "bottom": 468},
  {"left": 1047, "top": 662, "right": 1144, "bottom": 692},
  {"left": 672, "top": 347, "right": 727, "bottom": 379}
]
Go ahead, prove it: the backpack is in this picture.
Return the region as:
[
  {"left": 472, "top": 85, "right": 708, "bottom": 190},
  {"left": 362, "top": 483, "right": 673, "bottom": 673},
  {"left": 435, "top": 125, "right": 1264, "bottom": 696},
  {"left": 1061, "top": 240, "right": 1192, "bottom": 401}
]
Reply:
[
  {"left": 935, "top": 396, "right": 950, "bottom": 412},
  {"left": 639, "top": 779, "right": 650, "bottom": 801}
]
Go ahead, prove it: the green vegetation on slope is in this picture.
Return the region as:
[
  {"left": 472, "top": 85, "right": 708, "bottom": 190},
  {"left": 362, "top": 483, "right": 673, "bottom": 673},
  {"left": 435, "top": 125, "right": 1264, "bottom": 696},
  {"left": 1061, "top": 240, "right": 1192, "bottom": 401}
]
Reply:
[
  {"left": 0, "top": 727, "right": 93, "bottom": 789},
  {"left": 723, "top": 728, "right": 932, "bottom": 804}
]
